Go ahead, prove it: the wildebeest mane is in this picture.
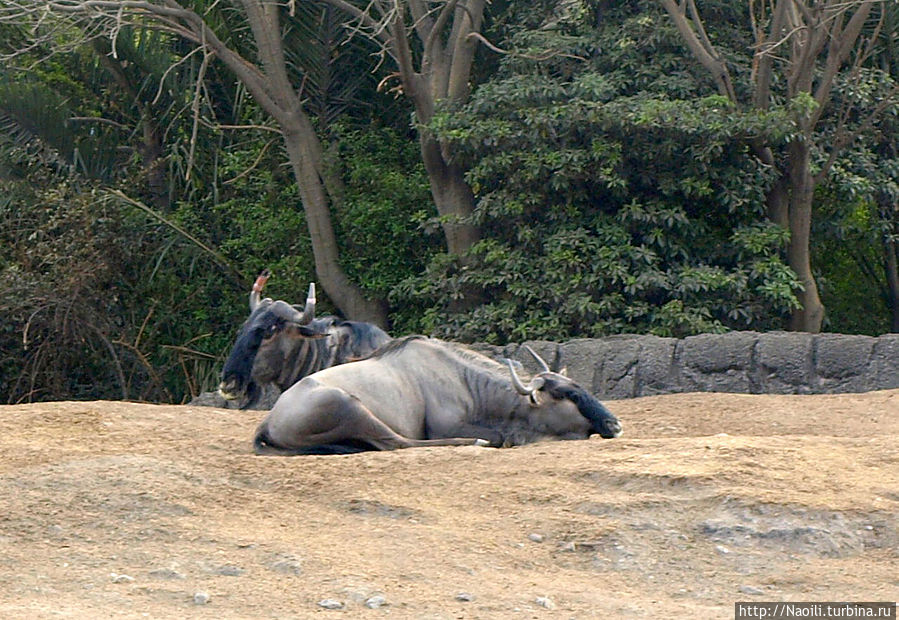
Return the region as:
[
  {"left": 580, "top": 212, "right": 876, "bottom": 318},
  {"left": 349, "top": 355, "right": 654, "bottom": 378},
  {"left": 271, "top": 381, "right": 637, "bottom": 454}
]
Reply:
[
  {"left": 367, "top": 334, "right": 427, "bottom": 358},
  {"left": 338, "top": 320, "right": 394, "bottom": 360},
  {"left": 369, "top": 336, "right": 510, "bottom": 374}
]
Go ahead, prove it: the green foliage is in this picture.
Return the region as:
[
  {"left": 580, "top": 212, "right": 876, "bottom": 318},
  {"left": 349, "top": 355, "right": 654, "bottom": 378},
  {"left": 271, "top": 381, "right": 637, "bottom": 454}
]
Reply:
[
  {"left": 395, "top": 2, "right": 799, "bottom": 343},
  {"left": 330, "top": 125, "right": 439, "bottom": 314},
  {"left": 811, "top": 12, "right": 899, "bottom": 334},
  {"left": 0, "top": 176, "right": 233, "bottom": 402},
  {"left": 814, "top": 144, "right": 899, "bottom": 335}
]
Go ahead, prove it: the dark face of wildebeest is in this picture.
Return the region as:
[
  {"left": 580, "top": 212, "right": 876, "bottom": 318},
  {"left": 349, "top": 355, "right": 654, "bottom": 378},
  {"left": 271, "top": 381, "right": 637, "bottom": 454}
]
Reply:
[
  {"left": 218, "top": 275, "right": 390, "bottom": 409},
  {"left": 218, "top": 298, "right": 323, "bottom": 407},
  {"left": 218, "top": 275, "right": 320, "bottom": 407},
  {"left": 506, "top": 347, "right": 622, "bottom": 439}
]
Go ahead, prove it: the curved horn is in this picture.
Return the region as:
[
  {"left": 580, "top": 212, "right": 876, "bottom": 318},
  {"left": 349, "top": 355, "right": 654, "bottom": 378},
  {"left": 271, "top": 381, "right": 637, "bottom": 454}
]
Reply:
[
  {"left": 249, "top": 269, "right": 271, "bottom": 312},
  {"left": 522, "top": 345, "right": 551, "bottom": 373},
  {"left": 290, "top": 282, "right": 316, "bottom": 324},
  {"left": 300, "top": 282, "right": 316, "bottom": 323},
  {"left": 504, "top": 359, "right": 545, "bottom": 395}
]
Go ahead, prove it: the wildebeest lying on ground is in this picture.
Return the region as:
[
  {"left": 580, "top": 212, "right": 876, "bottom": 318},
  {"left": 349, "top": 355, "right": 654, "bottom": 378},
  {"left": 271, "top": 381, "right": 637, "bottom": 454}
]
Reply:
[
  {"left": 253, "top": 336, "right": 622, "bottom": 455},
  {"left": 218, "top": 271, "right": 391, "bottom": 409}
]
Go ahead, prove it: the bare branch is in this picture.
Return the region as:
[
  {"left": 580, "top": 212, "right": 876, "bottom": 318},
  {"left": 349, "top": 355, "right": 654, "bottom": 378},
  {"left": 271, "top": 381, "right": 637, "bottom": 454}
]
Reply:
[
  {"left": 390, "top": 1, "right": 421, "bottom": 104},
  {"left": 107, "top": 191, "right": 246, "bottom": 289},
  {"left": 152, "top": 45, "right": 203, "bottom": 105},
  {"left": 320, "top": 0, "right": 392, "bottom": 47},
  {"left": 658, "top": 0, "right": 737, "bottom": 101},
  {"left": 185, "top": 43, "right": 211, "bottom": 181},
  {"left": 222, "top": 137, "right": 279, "bottom": 185},
  {"left": 407, "top": 0, "right": 435, "bottom": 43},
  {"left": 114, "top": 337, "right": 175, "bottom": 402},
  {"left": 466, "top": 32, "right": 587, "bottom": 62},
  {"left": 424, "top": 0, "right": 459, "bottom": 72},
  {"left": 813, "top": 1, "right": 874, "bottom": 112},
  {"left": 68, "top": 116, "right": 129, "bottom": 129},
  {"left": 447, "top": 0, "right": 485, "bottom": 102},
  {"left": 753, "top": 0, "right": 790, "bottom": 108}
]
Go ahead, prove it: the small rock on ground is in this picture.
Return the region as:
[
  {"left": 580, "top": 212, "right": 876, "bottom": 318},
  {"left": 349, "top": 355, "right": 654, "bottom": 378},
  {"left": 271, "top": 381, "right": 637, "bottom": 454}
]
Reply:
[
  {"left": 536, "top": 596, "right": 556, "bottom": 609},
  {"left": 365, "top": 595, "right": 387, "bottom": 609}
]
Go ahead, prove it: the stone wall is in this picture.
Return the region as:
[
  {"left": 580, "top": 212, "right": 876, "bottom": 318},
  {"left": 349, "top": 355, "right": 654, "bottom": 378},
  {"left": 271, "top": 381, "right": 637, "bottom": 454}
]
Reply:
[
  {"left": 476, "top": 331, "right": 899, "bottom": 400},
  {"left": 191, "top": 331, "right": 899, "bottom": 408}
]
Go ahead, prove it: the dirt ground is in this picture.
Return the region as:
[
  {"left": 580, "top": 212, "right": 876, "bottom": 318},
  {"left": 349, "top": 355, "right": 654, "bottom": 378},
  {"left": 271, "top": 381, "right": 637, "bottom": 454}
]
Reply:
[{"left": 0, "top": 390, "right": 897, "bottom": 619}]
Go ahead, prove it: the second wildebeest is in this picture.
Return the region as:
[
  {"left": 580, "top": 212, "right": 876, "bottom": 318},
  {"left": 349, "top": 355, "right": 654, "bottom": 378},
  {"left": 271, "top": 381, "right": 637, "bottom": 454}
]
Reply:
[{"left": 218, "top": 272, "right": 391, "bottom": 409}]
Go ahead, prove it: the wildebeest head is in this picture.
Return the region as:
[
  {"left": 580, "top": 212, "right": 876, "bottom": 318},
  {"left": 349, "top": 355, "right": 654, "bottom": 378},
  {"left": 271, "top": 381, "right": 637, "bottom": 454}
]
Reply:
[
  {"left": 505, "top": 346, "right": 622, "bottom": 439},
  {"left": 218, "top": 278, "right": 320, "bottom": 407}
]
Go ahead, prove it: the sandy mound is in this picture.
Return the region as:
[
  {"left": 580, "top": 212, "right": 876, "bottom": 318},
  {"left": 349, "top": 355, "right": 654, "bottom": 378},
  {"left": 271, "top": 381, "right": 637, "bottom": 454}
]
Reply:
[{"left": 0, "top": 390, "right": 897, "bottom": 618}]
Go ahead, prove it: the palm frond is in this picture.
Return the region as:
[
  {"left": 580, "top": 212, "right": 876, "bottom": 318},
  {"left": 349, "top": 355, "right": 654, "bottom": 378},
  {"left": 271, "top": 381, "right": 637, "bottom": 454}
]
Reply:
[
  {"left": 282, "top": 3, "right": 386, "bottom": 127},
  {"left": 0, "top": 79, "right": 75, "bottom": 176}
]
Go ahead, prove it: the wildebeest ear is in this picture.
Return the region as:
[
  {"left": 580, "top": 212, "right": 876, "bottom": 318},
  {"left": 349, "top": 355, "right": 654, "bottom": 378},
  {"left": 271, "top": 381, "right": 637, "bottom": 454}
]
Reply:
[{"left": 296, "top": 324, "right": 329, "bottom": 338}]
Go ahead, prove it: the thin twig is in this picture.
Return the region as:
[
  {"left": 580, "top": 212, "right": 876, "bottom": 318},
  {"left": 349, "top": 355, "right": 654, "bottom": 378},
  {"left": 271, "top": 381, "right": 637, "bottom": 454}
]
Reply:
[{"left": 107, "top": 190, "right": 247, "bottom": 290}]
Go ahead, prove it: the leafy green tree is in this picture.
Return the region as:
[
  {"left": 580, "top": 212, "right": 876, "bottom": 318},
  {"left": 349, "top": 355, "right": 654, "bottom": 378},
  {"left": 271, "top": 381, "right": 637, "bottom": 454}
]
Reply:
[
  {"left": 394, "top": 3, "right": 800, "bottom": 343},
  {"left": 0, "top": 4, "right": 433, "bottom": 402},
  {"left": 659, "top": 0, "right": 898, "bottom": 332}
]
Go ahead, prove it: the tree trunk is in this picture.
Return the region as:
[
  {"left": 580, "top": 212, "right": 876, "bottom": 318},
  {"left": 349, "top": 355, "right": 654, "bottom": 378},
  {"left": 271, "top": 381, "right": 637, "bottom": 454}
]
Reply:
[
  {"left": 786, "top": 140, "right": 825, "bottom": 332},
  {"left": 752, "top": 144, "right": 790, "bottom": 228},
  {"left": 381, "top": 0, "right": 484, "bottom": 258},
  {"left": 92, "top": 40, "right": 169, "bottom": 209},
  {"left": 881, "top": 199, "right": 899, "bottom": 332},
  {"left": 885, "top": 235, "right": 899, "bottom": 332},
  {"left": 419, "top": 136, "right": 480, "bottom": 255},
  {"left": 280, "top": 113, "right": 388, "bottom": 327}
]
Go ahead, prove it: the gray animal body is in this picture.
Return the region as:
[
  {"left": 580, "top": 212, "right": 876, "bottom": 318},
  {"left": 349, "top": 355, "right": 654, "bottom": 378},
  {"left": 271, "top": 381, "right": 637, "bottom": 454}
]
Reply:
[
  {"left": 219, "top": 273, "right": 391, "bottom": 409},
  {"left": 254, "top": 336, "right": 622, "bottom": 455}
]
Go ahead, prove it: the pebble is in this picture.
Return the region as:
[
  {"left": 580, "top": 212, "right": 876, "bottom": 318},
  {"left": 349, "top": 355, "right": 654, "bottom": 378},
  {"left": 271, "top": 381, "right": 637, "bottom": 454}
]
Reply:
[
  {"left": 365, "top": 595, "right": 387, "bottom": 609},
  {"left": 536, "top": 596, "right": 556, "bottom": 610},
  {"left": 455, "top": 592, "right": 475, "bottom": 602},
  {"left": 739, "top": 585, "right": 765, "bottom": 596},
  {"left": 109, "top": 573, "right": 134, "bottom": 584},
  {"left": 269, "top": 559, "right": 302, "bottom": 575},
  {"left": 149, "top": 568, "right": 185, "bottom": 580},
  {"left": 318, "top": 599, "right": 344, "bottom": 610},
  {"left": 715, "top": 545, "right": 730, "bottom": 554},
  {"left": 193, "top": 591, "right": 210, "bottom": 605},
  {"left": 528, "top": 533, "right": 544, "bottom": 543}
]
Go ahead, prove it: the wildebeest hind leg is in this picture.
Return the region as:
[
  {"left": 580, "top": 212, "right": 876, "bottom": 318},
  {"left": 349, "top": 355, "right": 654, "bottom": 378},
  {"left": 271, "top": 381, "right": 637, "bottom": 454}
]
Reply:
[
  {"left": 430, "top": 423, "right": 503, "bottom": 447},
  {"left": 345, "top": 405, "right": 486, "bottom": 451},
  {"left": 258, "top": 387, "right": 485, "bottom": 453}
]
